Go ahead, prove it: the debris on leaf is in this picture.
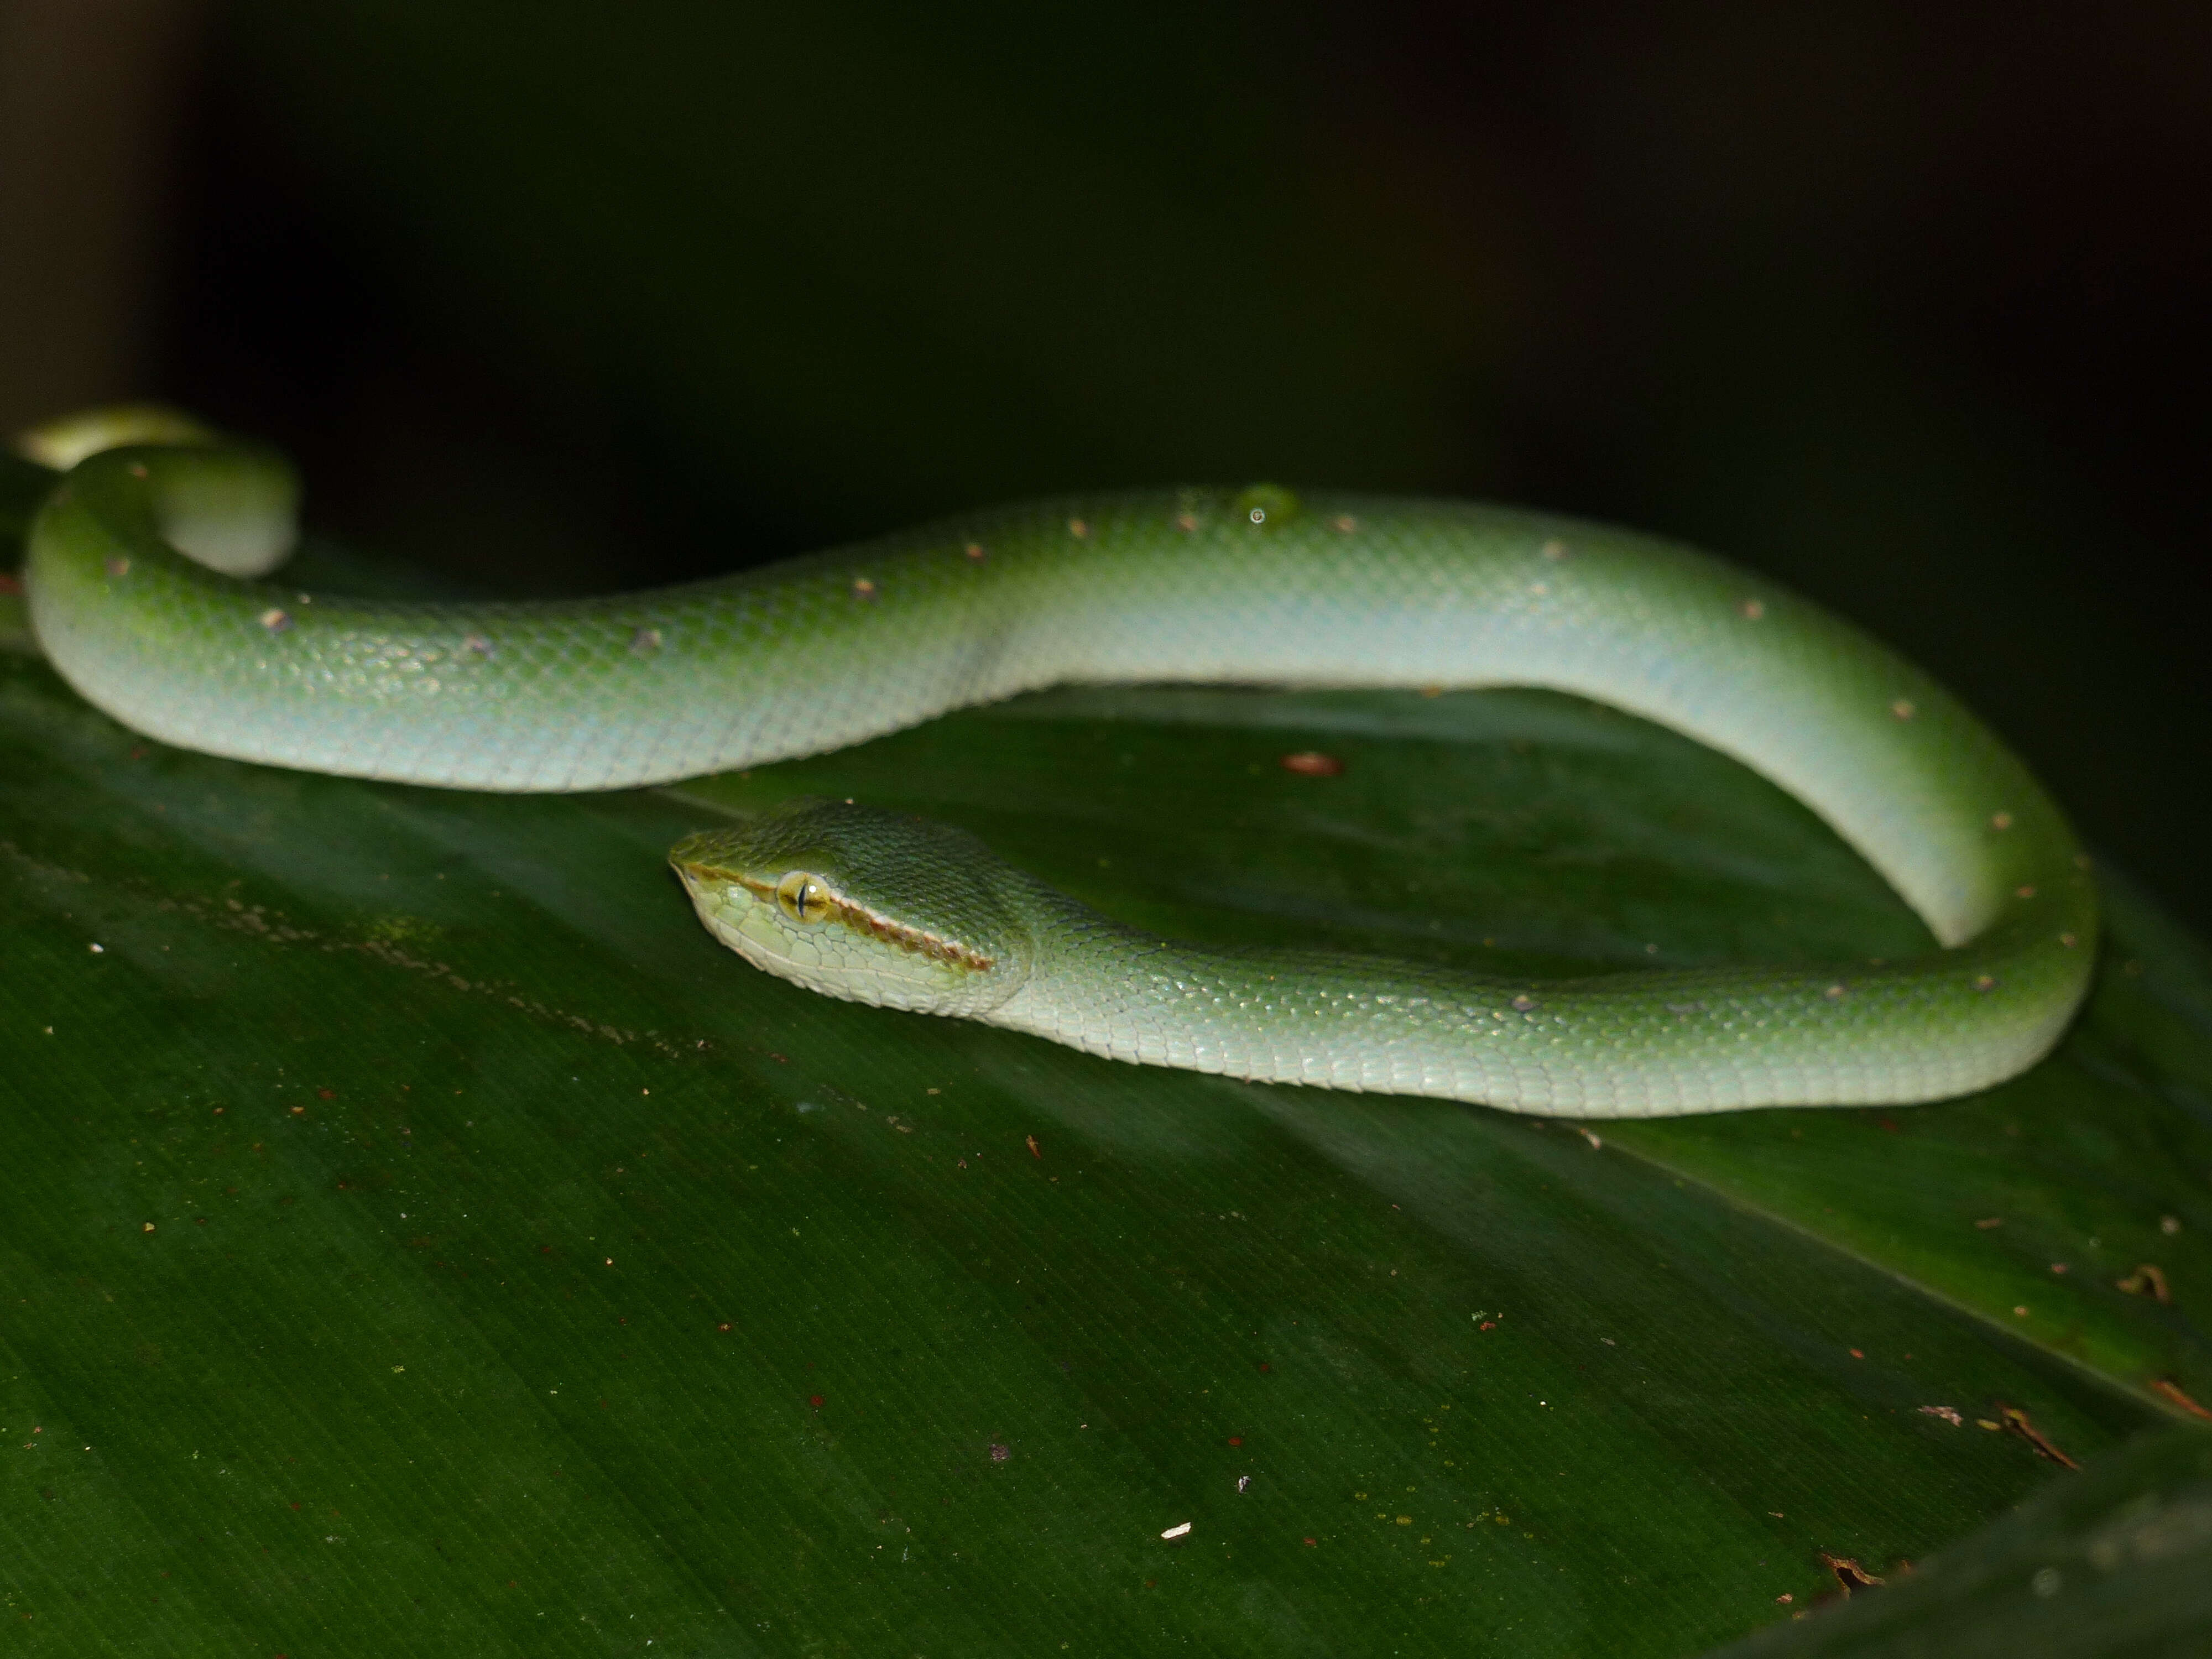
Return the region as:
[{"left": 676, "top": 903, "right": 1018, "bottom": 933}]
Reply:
[
  {"left": 2116, "top": 1264, "right": 2171, "bottom": 1303},
  {"left": 1818, "top": 1553, "right": 1885, "bottom": 1595},
  {"left": 2151, "top": 1378, "right": 2212, "bottom": 1420},
  {"left": 1997, "top": 1403, "right": 2078, "bottom": 1469}
]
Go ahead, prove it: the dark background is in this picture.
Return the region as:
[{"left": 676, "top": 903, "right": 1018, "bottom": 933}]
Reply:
[{"left": 7, "top": 1, "right": 2208, "bottom": 929}]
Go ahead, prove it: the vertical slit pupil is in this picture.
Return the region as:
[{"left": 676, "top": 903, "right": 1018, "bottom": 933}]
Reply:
[{"left": 778, "top": 872, "right": 827, "bottom": 922}]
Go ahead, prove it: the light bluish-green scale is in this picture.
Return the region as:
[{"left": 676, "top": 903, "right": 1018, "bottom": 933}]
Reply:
[{"left": 19, "top": 416, "right": 2096, "bottom": 1118}]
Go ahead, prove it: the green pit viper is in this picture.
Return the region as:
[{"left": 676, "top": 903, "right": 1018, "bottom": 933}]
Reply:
[{"left": 14, "top": 408, "right": 2095, "bottom": 1117}]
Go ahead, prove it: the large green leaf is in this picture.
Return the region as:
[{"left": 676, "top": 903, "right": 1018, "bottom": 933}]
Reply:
[{"left": 0, "top": 549, "right": 2205, "bottom": 1655}]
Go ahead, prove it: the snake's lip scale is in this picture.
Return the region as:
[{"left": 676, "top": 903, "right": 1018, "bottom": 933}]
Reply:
[{"left": 18, "top": 413, "right": 2096, "bottom": 1118}]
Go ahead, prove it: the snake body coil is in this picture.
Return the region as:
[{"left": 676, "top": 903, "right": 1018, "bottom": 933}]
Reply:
[{"left": 20, "top": 422, "right": 2096, "bottom": 1117}]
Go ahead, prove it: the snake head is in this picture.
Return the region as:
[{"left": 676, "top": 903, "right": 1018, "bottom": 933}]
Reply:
[{"left": 669, "top": 798, "right": 1034, "bottom": 1018}]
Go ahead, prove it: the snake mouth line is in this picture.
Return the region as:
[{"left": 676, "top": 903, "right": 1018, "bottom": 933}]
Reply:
[{"left": 686, "top": 862, "right": 996, "bottom": 974}]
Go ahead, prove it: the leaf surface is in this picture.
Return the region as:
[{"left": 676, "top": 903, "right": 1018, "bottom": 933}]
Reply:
[{"left": 0, "top": 628, "right": 2204, "bottom": 1656}]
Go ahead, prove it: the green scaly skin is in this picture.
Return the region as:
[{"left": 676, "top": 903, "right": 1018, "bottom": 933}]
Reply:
[{"left": 19, "top": 422, "right": 2096, "bottom": 1118}]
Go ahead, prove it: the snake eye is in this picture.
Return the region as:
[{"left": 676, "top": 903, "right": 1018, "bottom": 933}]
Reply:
[{"left": 775, "top": 871, "right": 832, "bottom": 924}]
